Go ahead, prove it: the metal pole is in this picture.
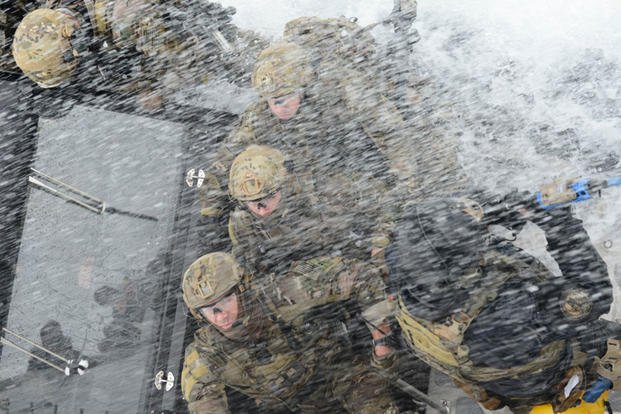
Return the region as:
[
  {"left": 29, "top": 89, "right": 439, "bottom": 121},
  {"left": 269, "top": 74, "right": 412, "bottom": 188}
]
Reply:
[
  {"left": 394, "top": 378, "right": 451, "bottom": 414},
  {"left": 30, "top": 168, "right": 103, "bottom": 205},
  {"left": 28, "top": 176, "right": 102, "bottom": 214},
  {"left": 2, "top": 327, "right": 70, "bottom": 364},
  {"left": 28, "top": 170, "right": 158, "bottom": 222},
  {"left": 372, "top": 365, "right": 450, "bottom": 414},
  {"left": 102, "top": 206, "right": 158, "bottom": 222},
  {"left": 0, "top": 338, "right": 65, "bottom": 374}
]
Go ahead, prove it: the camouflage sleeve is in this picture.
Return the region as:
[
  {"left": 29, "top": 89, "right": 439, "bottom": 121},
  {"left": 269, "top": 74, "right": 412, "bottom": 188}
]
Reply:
[
  {"left": 283, "top": 257, "right": 392, "bottom": 327},
  {"left": 228, "top": 208, "right": 263, "bottom": 271},
  {"left": 340, "top": 66, "right": 469, "bottom": 198},
  {"left": 338, "top": 67, "right": 418, "bottom": 185},
  {"left": 225, "top": 104, "right": 260, "bottom": 148},
  {"left": 347, "top": 261, "right": 394, "bottom": 327},
  {"left": 119, "top": 1, "right": 240, "bottom": 91},
  {"left": 182, "top": 341, "right": 229, "bottom": 414},
  {"left": 328, "top": 69, "right": 407, "bottom": 251},
  {"left": 318, "top": 171, "right": 397, "bottom": 259},
  {"left": 352, "top": 172, "right": 399, "bottom": 259},
  {"left": 408, "top": 118, "right": 468, "bottom": 198}
]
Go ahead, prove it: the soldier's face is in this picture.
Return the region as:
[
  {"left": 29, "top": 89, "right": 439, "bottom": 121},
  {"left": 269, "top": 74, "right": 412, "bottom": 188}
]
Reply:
[
  {"left": 200, "top": 292, "right": 239, "bottom": 331},
  {"left": 246, "top": 191, "right": 282, "bottom": 218},
  {"left": 267, "top": 93, "right": 302, "bottom": 120}
]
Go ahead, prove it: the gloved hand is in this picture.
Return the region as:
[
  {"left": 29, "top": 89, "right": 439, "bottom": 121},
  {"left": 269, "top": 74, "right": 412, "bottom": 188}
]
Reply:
[
  {"left": 371, "top": 346, "right": 398, "bottom": 383},
  {"left": 390, "top": 0, "right": 417, "bottom": 21},
  {"left": 583, "top": 376, "right": 612, "bottom": 403},
  {"left": 390, "top": 0, "right": 418, "bottom": 35},
  {"left": 537, "top": 177, "right": 581, "bottom": 209},
  {"left": 370, "top": 328, "right": 397, "bottom": 379}
]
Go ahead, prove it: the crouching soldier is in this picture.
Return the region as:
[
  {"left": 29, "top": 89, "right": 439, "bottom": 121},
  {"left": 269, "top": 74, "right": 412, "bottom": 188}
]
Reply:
[
  {"left": 390, "top": 197, "right": 621, "bottom": 414},
  {"left": 226, "top": 144, "right": 395, "bottom": 277},
  {"left": 181, "top": 252, "right": 399, "bottom": 414}
]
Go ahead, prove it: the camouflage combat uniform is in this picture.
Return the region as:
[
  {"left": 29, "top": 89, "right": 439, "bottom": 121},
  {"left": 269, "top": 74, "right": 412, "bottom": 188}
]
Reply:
[
  {"left": 199, "top": 30, "right": 469, "bottom": 231},
  {"left": 183, "top": 322, "right": 395, "bottom": 414},
  {"left": 228, "top": 178, "right": 390, "bottom": 277},
  {"left": 226, "top": 145, "right": 392, "bottom": 281},
  {"left": 181, "top": 253, "right": 397, "bottom": 414},
  {"left": 198, "top": 50, "right": 406, "bottom": 267},
  {"left": 224, "top": 145, "right": 398, "bottom": 385},
  {"left": 401, "top": 77, "right": 470, "bottom": 200},
  {"left": 281, "top": 15, "right": 468, "bottom": 199},
  {"left": 199, "top": 41, "right": 400, "bottom": 211}
]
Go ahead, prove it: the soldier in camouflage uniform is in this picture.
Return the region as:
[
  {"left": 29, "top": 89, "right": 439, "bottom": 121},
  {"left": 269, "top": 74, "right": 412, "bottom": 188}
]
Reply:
[
  {"left": 197, "top": 31, "right": 469, "bottom": 225},
  {"left": 226, "top": 145, "right": 394, "bottom": 280},
  {"left": 225, "top": 145, "right": 397, "bottom": 369},
  {"left": 390, "top": 197, "right": 621, "bottom": 414},
  {"left": 281, "top": 14, "right": 469, "bottom": 201},
  {"left": 198, "top": 40, "right": 402, "bottom": 216},
  {"left": 181, "top": 252, "right": 399, "bottom": 414},
  {"left": 9, "top": 0, "right": 264, "bottom": 107}
]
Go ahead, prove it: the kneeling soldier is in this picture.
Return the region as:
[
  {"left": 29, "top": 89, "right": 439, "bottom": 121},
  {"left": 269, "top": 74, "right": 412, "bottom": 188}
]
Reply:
[{"left": 181, "top": 252, "right": 399, "bottom": 414}]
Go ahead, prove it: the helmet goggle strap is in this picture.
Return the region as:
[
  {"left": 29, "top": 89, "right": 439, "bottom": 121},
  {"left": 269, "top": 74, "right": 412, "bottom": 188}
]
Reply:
[
  {"left": 241, "top": 187, "right": 281, "bottom": 211},
  {"left": 198, "top": 285, "right": 252, "bottom": 335},
  {"left": 268, "top": 89, "right": 304, "bottom": 106},
  {"left": 198, "top": 286, "right": 237, "bottom": 318}
]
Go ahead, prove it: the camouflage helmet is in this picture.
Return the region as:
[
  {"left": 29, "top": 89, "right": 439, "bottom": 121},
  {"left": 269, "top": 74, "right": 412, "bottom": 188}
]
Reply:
[
  {"left": 251, "top": 41, "right": 313, "bottom": 98},
  {"left": 182, "top": 252, "right": 244, "bottom": 321},
  {"left": 229, "top": 145, "right": 286, "bottom": 202},
  {"left": 12, "top": 9, "right": 80, "bottom": 88}
]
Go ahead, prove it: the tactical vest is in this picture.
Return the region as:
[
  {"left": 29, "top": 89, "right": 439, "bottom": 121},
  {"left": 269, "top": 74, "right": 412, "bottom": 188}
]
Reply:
[
  {"left": 258, "top": 255, "right": 371, "bottom": 333},
  {"left": 189, "top": 305, "right": 344, "bottom": 411},
  {"left": 217, "top": 333, "right": 314, "bottom": 405},
  {"left": 396, "top": 248, "right": 568, "bottom": 385}
]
